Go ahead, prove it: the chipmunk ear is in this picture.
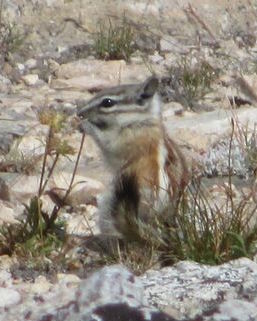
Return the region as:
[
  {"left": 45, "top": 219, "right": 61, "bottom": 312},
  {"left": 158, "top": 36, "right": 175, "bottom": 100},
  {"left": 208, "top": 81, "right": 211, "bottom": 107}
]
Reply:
[{"left": 140, "top": 76, "right": 159, "bottom": 99}]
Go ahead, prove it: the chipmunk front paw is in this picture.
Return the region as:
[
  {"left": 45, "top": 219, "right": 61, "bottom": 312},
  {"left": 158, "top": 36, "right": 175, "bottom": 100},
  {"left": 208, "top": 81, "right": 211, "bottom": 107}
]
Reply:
[{"left": 79, "top": 119, "right": 96, "bottom": 135}]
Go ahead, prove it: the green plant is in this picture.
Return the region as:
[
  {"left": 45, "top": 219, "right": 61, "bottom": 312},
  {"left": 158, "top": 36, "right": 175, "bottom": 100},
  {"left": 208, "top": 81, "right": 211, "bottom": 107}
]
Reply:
[
  {"left": 0, "top": 109, "right": 85, "bottom": 262},
  {"left": 101, "top": 174, "right": 257, "bottom": 271},
  {"left": 168, "top": 58, "right": 219, "bottom": 109},
  {"left": 95, "top": 120, "right": 257, "bottom": 272},
  {"left": 233, "top": 117, "right": 257, "bottom": 173},
  {"left": 94, "top": 15, "right": 135, "bottom": 61}
]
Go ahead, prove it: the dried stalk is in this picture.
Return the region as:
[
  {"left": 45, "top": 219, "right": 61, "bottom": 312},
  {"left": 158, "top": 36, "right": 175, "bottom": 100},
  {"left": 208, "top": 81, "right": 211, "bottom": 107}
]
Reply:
[{"left": 184, "top": 3, "right": 219, "bottom": 45}]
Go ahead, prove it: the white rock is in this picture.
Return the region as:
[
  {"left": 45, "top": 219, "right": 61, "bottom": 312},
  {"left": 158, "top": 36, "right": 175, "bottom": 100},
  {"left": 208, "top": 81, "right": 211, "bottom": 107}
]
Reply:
[
  {"left": 24, "top": 58, "right": 37, "bottom": 70},
  {"left": 0, "top": 270, "right": 13, "bottom": 287},
  {"left": 22, "top": 74, "right": 39, "bottom": 86},
  {"left": 0, "top": 75, "right": 11, "bottom": 85},
  {"left": 0, "top": 75, "right": 11, "bottom": 93},
  {"left": 0, "top": 201, "right": 20, "bottom": 224},
  {"left": 10, "top": 175, "right": 40, "bottom": 201},
  {"left": 16, "top": 63, "right": 25, "bottom": 73},
  {"left": 57, "top": 273, "right": 80, "bottom": 284},
  {"left": 0, "top": 288, "right": 21, "bottom": 308},
  {"left": 30, "top": 276, "right": 52, "bottom": 294},
  {"left": 217, "top": 299, "right": 257, "bottom": 321},
  {"left": 164, "top": 106, "right": 257, "bottom": 150},
  {"left": 141, "top": 258, "right": 257, "bottom": 319},
  {"left": 17, "top": 135, "right": 45, "bottom": 157}
]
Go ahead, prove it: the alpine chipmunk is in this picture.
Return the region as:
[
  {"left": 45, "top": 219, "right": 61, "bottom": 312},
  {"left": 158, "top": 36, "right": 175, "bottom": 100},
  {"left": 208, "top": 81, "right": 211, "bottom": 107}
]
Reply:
[{"left": 77, "top": 77, "right": 189, "bottom": 239}]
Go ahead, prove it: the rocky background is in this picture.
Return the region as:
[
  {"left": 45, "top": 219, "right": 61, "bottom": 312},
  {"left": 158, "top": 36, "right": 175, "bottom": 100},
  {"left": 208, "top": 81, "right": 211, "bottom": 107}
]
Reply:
[{"left": 1, "top": 0, "right": 257, "bottom": 320}]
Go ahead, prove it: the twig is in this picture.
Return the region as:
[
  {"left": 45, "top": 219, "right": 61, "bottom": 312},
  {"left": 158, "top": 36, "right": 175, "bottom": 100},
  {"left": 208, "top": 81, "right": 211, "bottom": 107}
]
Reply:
[
  {"left": 38, "top": 127, "right": 52, "bottom": 196},
  {"left": 227, "top": 118, "right": 235, "bottom": 215},
  {"left": 184, "top": 4, "right": 219, "bottom": 45},
  {"left": 63, "top": 18, "right": 89, "bottom": 33},
  {"left": 63, "top": 133, "right": 85, "bottom": 202},
  {"left": 40, "top": 154, "right": 59, "bottom": 195},
  {"left": 47, "top": 133, "right": 85, "bottom": 228}
]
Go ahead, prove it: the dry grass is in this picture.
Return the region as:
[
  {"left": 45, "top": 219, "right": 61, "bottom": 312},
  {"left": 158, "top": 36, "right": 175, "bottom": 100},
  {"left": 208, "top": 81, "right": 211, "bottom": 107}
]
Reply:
[
  {"left": 0, "top": 110, "right": 84, "bottom": 270},
  {"left": 93, "top": 15, "right": 135, "bottom": 61}
]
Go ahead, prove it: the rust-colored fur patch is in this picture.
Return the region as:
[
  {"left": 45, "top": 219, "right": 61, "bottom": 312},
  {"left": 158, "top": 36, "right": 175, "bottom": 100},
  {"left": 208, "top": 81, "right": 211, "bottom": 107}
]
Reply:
[{"left": 121, "top": 127, "right": 161, "bottom": 190}]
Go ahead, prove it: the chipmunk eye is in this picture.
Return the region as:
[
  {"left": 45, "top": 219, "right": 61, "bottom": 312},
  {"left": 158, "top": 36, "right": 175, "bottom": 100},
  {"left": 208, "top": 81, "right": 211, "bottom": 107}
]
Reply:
[{"left": 100, "top": 98, "right": 116, "bottom": 108}]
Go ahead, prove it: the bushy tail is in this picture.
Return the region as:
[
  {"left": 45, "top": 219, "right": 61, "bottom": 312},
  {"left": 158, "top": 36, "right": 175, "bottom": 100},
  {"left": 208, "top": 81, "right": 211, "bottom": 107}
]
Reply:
[{"left": 110, "top": 173, "right": 142, "bottom": 241}]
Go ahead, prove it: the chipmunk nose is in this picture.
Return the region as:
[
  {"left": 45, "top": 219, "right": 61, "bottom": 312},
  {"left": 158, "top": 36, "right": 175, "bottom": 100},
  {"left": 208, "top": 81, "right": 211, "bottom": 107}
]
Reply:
[{"left": 76, "top": 99, "right": 90, "bottom": 119}]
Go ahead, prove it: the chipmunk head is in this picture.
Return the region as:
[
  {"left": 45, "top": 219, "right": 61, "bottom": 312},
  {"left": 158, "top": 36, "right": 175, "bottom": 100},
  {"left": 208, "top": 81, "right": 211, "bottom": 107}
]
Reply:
[
  {"left": 77, "top": 76, "right": 159, "bottom": 132},
  {"left": 77, "top": 76, "right": 160, "bottom": 167}
]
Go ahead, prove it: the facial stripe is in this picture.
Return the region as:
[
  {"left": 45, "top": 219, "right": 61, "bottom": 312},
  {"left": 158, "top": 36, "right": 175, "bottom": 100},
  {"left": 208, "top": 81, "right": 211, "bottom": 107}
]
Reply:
[
  {"left": 78, "top": 91, "right": 157, "bottom": 119},
  {"left": 98, "top": 106, "right": 149, "bottom": 114}
]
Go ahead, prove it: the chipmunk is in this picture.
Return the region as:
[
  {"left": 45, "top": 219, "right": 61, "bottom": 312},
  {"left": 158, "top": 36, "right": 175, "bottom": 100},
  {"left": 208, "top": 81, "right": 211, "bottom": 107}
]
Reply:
[{"left": 77, "top": 77, "right": 189, "bottom": 239}]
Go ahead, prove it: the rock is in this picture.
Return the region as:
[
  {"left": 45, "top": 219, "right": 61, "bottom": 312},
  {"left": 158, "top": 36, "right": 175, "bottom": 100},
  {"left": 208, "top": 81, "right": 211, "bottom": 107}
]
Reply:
[
  {"left": 202, "top": 136, "right": 249, "bottom": 177},
  {"left": 29, "top": 276, "right": 52, "bottom": 294},
  {"left": 160, "top": 35, "right": 188, "bottom": 54},
  {"left": 52, "top": 59, "right": 153, "bottom": 91},
  {"left": 56, "top": 273, "right": 80, "bottom": 284},
  {"left": 164, "top": 107, "right": 257, "bottom": 151},
  {"left": 0, "top": 200, "right": 20, "bottom": 224},
  {"left": 148, "top": 51, "right": 164, "bottom": 64},
  {"left": 0, "top": 75, "right": 11, "bottom": 93},
  {"left": 17, "top": 135, "right": 45, "bottom": 157},
  {"left": 47, "top": 58, "right": 60, "bottom": 74},
  {"left": 9, "top": 175, "right": 40, "bottom": 202},
  {"left": 0, "top": 259, "right": 257, "bottom": 320},
  {"left": 65, "top": 205, "right": 98, "bottom": 236},
  {"left": 0, "top": 178, "right": 10, "bottom": 201},
  {"left": 48, "top": 174, "right": 104, "bottom": 207},
  {"left": 2, "top": 63, "right": 21, "bottom": 83},
  {"left": 56, "top": 59, "right": 126, "bottom": 79},
  {"left": 0, "top": 288, "right": 21, "bottom": 308},
  {"left": 16, "top": 63, "right": 25, "bottom": 74},
  {"left": 0, "top": 264, "right": 173, "bottom": 321},
  {"left": 0, "top": 269, "right": 13, "bottom": 286},
  {"left": 214, "top": 299, "right": 257, "bottom": 321},
  {"left": 71, "top": 265, "right": 173, "bottom": 321},
  {"left": 140, "top": 258, "right": 257, "bottom": 320},
  {"left": 0, "top": 134, "right": 15, "bottom": 153},
  {"left": 21, "top": 74, "right": 39, "bottom": 86},
  {"left": 24, "top": 59, "right": 38, "bottom": 70}
]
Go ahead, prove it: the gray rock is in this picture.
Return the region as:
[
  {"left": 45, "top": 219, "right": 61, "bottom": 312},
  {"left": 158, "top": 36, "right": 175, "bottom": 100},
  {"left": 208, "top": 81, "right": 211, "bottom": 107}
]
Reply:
[
  {"left": 140, "top": 258, "right": 257, "bottom": 320},
  {"left": 203, "top": 137, "right": 249, "bottom": 177},
  {"left": 0, "top": 257, "right": 257, "bottom": 321},
  {"left": 0, "top": 265, "right": 174, "bottom": 321},
  {"left": 52, "top": 59, "right": 153, "bottom": 91},
  {"left": 21, "top": 74, "right": 39, "bottom": 86},
  {"left": 24, "top": 59, "right": 38, "bottom": 70},
  {"left": 0, "top": 75, "right": 12, "bottom": 93},
  {"left": 0, "top": 288, "right": 21, "bottom": 308},
  {"left": 0, "top": 133, "right": 15, "bottom": 153}
]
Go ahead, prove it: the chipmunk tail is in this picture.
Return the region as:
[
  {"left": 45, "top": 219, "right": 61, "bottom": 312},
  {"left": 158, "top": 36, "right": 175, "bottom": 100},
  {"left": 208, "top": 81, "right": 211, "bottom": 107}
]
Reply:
[{"left": 110, "top": 173, "right": 142, "bottom": 241}]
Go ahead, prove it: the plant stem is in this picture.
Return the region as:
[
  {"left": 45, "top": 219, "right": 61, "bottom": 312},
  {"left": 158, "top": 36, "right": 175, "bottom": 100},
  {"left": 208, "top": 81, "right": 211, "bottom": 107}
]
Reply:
[
  {"left": 40, "top": 154, "right": 59, "bottom": 195},
  {"left": 38, "top": 127, "right": 52, "bottom": 196},
  {"left": 47, "top": 133, "right": 85, "bottom": 228}
]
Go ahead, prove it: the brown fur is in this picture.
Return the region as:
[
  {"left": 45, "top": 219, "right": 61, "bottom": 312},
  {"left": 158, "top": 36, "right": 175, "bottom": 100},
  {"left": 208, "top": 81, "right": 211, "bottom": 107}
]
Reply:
[
  {"left": 118, "top": 125, "right": 189, "bottom": 202},
  {"left": 164, "top": 134, "right": 189, "bottom": 199}
]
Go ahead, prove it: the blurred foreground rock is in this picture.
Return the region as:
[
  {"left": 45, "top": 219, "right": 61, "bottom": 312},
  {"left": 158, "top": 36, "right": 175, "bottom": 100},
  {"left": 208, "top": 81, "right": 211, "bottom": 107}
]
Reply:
[{"left": 0, "top": 260, "right": 257, "bottom": 320}]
